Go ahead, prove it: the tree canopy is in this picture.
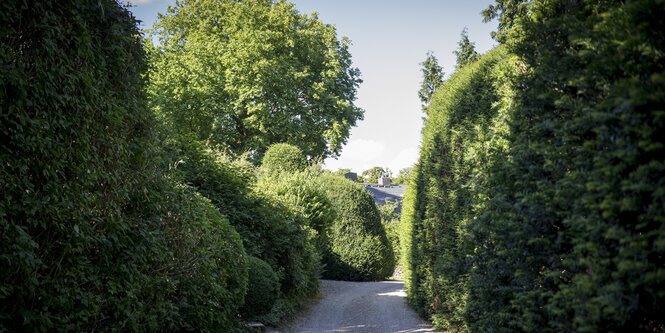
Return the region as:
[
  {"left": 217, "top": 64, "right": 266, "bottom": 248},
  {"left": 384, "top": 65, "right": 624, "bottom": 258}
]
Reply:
[
  {"left": 148, "top": 0, "right": 363, "bottom": 162},
  {"left": 361, "top": 166, "right": 388, "bottom": 183}
]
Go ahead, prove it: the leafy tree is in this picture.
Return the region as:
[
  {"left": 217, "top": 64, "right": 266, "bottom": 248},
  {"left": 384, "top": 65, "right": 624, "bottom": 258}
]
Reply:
[
  {"left": 148, "top": 0, "right": 363, "bottom": 162},
  {"left": 452, "top": 27, "right": 479, "bottom": 68},
  {"left": 361, "top": 166, "right": 389, "bottom": 183},
  {"left": 333, "top": 168, "right": 352, "bottom": 176},
  {"left": 392, "top": 166, "right": 413, "bottom": 185},
  {"left": 418, "top": 51, "right": 445, "bottom": 113}
]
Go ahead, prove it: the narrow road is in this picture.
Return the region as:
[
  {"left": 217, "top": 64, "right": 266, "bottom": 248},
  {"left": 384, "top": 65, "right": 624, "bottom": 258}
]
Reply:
[{"left": 270, "top": 280, "right": 438, "bottom": 333}]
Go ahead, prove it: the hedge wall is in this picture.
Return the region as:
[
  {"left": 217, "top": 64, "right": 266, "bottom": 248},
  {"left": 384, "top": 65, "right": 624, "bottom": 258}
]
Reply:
[
  {"left": 401, "top": 46, "right": 514, "bottom": 331},
  {"left": 402, "top": 0, "right": 665, "bottom": 331},
  {"left": 0, "top": 1, "right": 247, "bottom": 331}
]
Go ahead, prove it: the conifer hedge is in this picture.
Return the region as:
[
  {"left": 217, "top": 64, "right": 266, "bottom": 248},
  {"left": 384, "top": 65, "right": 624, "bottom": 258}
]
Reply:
[
  {"left": 0, "top": 1, "right": 247, "bottom": 330},
  {"left": 402, "top": 0, "right": 665, "bottom": 331}
]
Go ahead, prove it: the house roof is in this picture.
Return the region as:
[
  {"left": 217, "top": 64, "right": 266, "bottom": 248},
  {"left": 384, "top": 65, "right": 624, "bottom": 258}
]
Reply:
[{"left": 360, "top": 184, "right": 407, "bottom": 212}]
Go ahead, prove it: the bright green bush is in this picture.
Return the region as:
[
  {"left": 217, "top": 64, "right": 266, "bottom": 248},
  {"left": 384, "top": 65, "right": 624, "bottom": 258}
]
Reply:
[
  {"left": 261, "top": 143, "right": 309, "bottom": 174},
  {"left": 0, "top": 0, "right": 247, "bottom": 331},
  {"left": 402, "top": 0, "right": 665, "bottom": 331},
  {"left": 258, "top": 145, "right": 335, "bottom": 258},
  {"left": 319, "top": 174, "right": 395, "bottom": 281},
  {"left": 241, "top": 256, "right": 280, "bottom": 319}
]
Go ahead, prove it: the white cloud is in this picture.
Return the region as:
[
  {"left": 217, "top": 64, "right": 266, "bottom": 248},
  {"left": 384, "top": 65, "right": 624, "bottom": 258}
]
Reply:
[
  {"left": 387, "top": 147, "right": 419, "bottom": 174},
  {"left": 324, "top": 139, "right": 420, "bottom": 176},
  {"left": 324, "top": 139, "right": 385, "bottom": 173}
]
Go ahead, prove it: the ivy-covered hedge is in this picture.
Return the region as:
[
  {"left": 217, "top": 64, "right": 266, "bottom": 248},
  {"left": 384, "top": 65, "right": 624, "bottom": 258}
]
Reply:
[
  {"left": 0, "top": 1, "right": 247, "bottom": 331},
  {"left": 319, "top": 174, "right": 395, "bottom": 281},
  {"left": 402, "top": 0, "right": 665, "bottom": 331}
]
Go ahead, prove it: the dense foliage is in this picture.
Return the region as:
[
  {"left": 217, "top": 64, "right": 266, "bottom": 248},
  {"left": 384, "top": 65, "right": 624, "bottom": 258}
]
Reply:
[
  {"left": 147, "top": 0, "right": 363, "bottom": 162},
  {"left": 319, "top": 174, "right": 395, "bottom": 281},
  {"left": 169, "top": 141, "right": 319, "bottom": 324},
  {"left": 401, "top": 47, "right": 513, "bottom": 330},
  {"left": 261, "top": 143, "right": 309, "bottom": 174},
  {"left": 241, "top": 256, "right": 280, "bottom": 319},
  {"left": 392, "top": 167, "right": 413, "bottom": 185},
  {"left": 257, "top": 169, "right": 335, "bottom": 259},
  {"left": 402, "top": 0, "right": 665, "bottom": 331},
  {"left": 0, "top": 0, "right": 247, "bottom": 331}
]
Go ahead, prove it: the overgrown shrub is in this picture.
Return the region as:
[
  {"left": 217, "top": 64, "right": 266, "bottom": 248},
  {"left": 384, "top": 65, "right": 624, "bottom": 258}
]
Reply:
[
  {"left": 0, "top": 0, "right": 247, "bottom": 331},
  {"left": 241, "top": 256, "right": 280, "bottom": 319},
  {"left": 379, "top": 201, "right": 402, "bottom": 273},
  {"left": 258, "top": 145, "right": 335, "bottom": 259},
  {"left": 319, "top": 174, "right": 395, "bottom": 281},
  {"left": 169, "top": 140, "right": 319, "bottom": 323}
]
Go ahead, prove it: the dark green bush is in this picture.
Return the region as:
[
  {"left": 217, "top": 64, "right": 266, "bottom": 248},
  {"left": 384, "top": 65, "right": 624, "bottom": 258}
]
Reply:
[
  {"left": 261, "top": 143, "right": 309, "bottom": 173},
  {"left": 402, "top": 0, "right": 665, "bottom": 331},
  {"left": 241, "top": 256, "right": 280, "bottom": 319},
  {"left": 0, "top": 0, "right": 248, "bottom": 331},
  {"left": 319, "top": 174, "right": 395, "bottom": 281},
  {"left": 170, "top": 140, "right": 319, "bottom": 323}
]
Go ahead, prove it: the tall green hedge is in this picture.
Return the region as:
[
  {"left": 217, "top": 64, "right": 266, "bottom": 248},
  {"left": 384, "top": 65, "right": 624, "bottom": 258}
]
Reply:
[
  {"left": 0, "top": 1, "right": 247, "bottom": 331},
  {"left": 401, "top": 47, "right": 514, "bottom": 331},
  {"left": 402, "top": 0, "right": 665, "bottom": 331},
  {"left": 319, "top": 174, "right": 395, "bottom": 281}
]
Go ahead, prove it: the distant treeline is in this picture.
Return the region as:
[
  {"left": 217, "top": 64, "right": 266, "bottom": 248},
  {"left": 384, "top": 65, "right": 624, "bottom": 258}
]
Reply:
[{"left": 401, "top": 0, "right": 665, "bottom": 331}]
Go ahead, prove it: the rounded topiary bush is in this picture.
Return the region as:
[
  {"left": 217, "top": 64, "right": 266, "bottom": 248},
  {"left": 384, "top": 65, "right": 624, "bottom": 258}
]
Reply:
[
  {"left": 261, "top": 143, "right": 308, "bottom": 174},
  {"left": 318, "top": 174, "right": 395, "bottom": 281},
  {"left": 241, "top": 256, "right": 280, "bottom": 319}
]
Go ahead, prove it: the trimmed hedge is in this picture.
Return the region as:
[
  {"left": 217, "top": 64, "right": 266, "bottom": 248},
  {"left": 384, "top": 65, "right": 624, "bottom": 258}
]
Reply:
[
  {"left": 0, "top": 0, "right": 247, "bottom": 331},
  {"left": 319, "top": 174, "right": 395, "bottom": 281},
  {"left": 401, "top": 47, "right": 513, "bottom": 331},
  {"left": 402, "top": 0, "right": 665, "bottom": 331},
  {"left": 241, "top": 256, "right": 280, "bottom": 319}
]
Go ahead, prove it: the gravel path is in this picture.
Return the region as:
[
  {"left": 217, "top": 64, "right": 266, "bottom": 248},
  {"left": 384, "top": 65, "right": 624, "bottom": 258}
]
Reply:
[{"left": 269, "top": 280, "right": 438, "bottom": 333}]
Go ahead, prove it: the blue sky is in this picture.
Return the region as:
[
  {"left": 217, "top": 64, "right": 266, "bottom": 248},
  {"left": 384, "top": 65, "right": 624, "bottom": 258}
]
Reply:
[{"left": 126, "top": 0, "right": 498, "bottom": 175}]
